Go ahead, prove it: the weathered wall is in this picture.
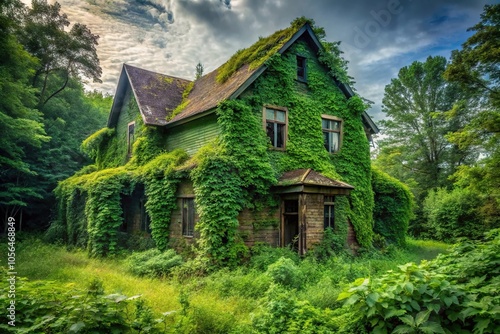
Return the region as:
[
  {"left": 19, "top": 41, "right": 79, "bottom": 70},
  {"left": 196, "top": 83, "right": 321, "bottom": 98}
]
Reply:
[{"left": 166, "top": 113, "right": 220, "bottom": 156}]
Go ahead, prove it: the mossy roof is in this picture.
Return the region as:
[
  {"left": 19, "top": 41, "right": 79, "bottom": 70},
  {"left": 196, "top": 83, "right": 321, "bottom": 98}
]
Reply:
[
  {"left": 108, "top": 22, "right": 378, "bottom": 135},
  {"left": 277, "top": 168, "right": 354, "bottom": 189},
  {"left": 108, "top": 64, "right": 190, "bottom": 127}
]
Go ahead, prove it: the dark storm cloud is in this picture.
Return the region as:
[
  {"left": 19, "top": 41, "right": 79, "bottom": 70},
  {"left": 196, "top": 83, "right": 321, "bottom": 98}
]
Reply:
[
  {"left": 56, "top": 0, "right": 494, "bottom": 122},
  {"left": 96, "top": 0, "right": 174, "bottom": 29}
]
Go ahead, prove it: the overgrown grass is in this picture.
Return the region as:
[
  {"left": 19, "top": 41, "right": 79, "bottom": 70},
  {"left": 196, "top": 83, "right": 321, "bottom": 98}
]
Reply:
[{"left": 0, "top": 233, "right": 450, "bottom": 332}]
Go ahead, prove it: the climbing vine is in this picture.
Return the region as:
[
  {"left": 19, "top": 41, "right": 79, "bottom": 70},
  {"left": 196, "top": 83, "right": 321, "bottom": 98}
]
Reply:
[
  {"left": 371, "top": 167, "right": 414, "bottom": 246},
  {"left": 139, "top": 150, "right": 188, "bottom": 251},
  {"left": 53, "top": 18, "right": 388, "bottom": 261}
]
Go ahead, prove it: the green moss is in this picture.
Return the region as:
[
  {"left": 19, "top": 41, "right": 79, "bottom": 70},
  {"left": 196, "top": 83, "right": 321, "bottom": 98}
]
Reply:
[
  {"left": 216, "top": 18, "right": 311, "bottom": 83},
  {"left": 167, "top": 81, "right": 194, "bottom": 121}
]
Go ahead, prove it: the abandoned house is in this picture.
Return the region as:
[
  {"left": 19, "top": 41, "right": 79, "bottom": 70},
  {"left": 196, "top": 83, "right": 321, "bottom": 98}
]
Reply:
[{"left": 55, "top": 19, "right": 382, "bottom": 258}]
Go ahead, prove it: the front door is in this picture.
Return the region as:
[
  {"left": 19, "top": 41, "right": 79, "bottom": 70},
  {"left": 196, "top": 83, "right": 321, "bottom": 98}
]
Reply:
[{"left": 282, "top": 199, "right": 299, "bottom": 251}]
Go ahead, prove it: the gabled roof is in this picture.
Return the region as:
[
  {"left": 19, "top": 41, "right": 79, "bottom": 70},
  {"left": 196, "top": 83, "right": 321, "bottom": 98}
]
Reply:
[
  {"left": 107, "top": 22, "right": 379, "bottom": 134},
  {"left": 275, "top": 168, "right": 354, "bottom": 195},
  {"left": 108, "top": 64, "right": 190, "bottom": 127}
]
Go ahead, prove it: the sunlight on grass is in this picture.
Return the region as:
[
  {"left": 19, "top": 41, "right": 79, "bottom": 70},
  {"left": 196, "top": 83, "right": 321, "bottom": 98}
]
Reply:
[{"left": 14, "top": 237, "right": 180, "bottom": 314}]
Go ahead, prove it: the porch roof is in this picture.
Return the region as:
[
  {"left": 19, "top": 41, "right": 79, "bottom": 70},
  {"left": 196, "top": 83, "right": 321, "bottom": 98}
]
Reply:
[{"left": 274, "top": 169, "right": 354, "bottom": 195}]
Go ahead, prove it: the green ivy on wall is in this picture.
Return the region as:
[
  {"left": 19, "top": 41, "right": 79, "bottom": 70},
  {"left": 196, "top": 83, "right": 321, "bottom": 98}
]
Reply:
[
  {"left": 371, "top": 167, "right": 414, "bottom": 246},
  {"left": 53, "top": 18, "right": 388, "bottom": 262}
]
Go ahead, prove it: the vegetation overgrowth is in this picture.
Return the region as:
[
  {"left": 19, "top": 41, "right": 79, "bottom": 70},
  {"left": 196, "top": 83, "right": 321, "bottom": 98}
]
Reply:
[
  {"left": 51, "top": 17, "right": 399, "bottom": 267},
  {"left": 0, "top": 234, "right": 450, "bottom": 333}
]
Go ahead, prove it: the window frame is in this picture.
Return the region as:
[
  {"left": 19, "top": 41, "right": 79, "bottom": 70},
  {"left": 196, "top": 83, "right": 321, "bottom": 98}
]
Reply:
[
  {"left": 296, "top": 55, "right": 307, "bottom": 82},
  {"left": 181, "top": 197, "right": 196, "bottom": 238},
  {"left": 127, "top": 121, "right": 135, "bottom": 156},
  {"left": 263, "top": 105, "right": 288, "bottom": 150},
  {"left": 321, "top": 115, "right": 343, "bottom": 154},
  {"left": 324, "top": 195, "right": 335, "bottom": 230}
]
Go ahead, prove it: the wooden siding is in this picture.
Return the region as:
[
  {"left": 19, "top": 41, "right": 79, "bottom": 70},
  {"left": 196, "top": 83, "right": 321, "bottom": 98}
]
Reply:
[
  {"left": 115, "top": 86, "right": 141, "bottom": 165},
  {"left": 166, "top": 113, "right": 220, "bottom": 156}
]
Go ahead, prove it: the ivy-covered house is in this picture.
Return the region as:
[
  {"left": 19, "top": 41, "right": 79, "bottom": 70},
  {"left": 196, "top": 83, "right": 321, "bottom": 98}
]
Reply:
[{"left": 54, "top": 19, "right": 400, "bottom": 263}]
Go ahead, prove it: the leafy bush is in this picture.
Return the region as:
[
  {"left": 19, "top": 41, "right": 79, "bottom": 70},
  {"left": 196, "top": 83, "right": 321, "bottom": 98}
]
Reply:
[
  {"left": 310, "top": 227, "right": 347, "bottom": 260},
  {"left": 249, "top": 243, "right": 300, "bottom": 271},
  {"left": 253, "top": 284, "right": 339, "bottom": 333},
  {"left": 265, "top": 257, "right": 302, "bottom": 289},
  {"left": 372, "top": 167, "right": 414, "bottom": 246},
  {"left": 0, "top": 274, "right": 163, "bottom": 333},
  {"left": 337, "top": 229, "right": 500, "bottom": 333},
  {"left": 423, "top": 187, "right": 484, "bottom": 242},
  {"left": 126, "top": 248, "right": 183, "bottom": 277}
]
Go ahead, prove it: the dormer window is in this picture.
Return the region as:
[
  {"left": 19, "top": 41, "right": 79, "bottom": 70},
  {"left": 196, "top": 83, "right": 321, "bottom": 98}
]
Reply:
[
  {"left": 127, "top": 121, "right": 135, "bottom": 155},
  {"left": 322, "top": 115, "right": 342, "bottom": 153},
  {"left": 296, "top": 55, "right": 307, "bottom": 82},
  {"left": 264, "top": 106, "right": 288, "bottom": 149}
]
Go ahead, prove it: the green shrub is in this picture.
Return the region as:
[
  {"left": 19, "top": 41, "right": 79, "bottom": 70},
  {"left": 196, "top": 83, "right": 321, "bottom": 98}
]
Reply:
[
  {"left": 310, "top": 227, "right": 347, "bottom": 260},
  {"left": 337, "top": 229, "right": 500, "bottom": 333},
  {"left": 253, "top": 284, "right": 339, "bottom": 333},
  {"left": 423, "top": 187, "right": 484, "bottom": 242},
  {"left": 265, "top": 257, "right": 302, "bottom": 289},
  {"left": 126, "top": 249, "right": 183, "bottom": 277},
  {"left": 0, "top": 273, "right": 161, "bottom": 333},
  {"left": 249, "top": 243, "right": 300, "bottom": 271},
  {"left": 372, "top": 167, "right": 414, "bottom": 246}
]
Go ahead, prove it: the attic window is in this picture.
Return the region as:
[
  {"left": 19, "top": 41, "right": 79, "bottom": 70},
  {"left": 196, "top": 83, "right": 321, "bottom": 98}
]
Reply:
[
  {"left": 264, "top": 106, "right": 288, "bottom": 149},
  {"left": 127, "top": 121, "right": 135, "bottom": 155},
  {"left": 322, "top": 115, "right": 342, "bottom": 153},
  {"left": 296, "top": 55, "right": 307, "bottom": 82}
]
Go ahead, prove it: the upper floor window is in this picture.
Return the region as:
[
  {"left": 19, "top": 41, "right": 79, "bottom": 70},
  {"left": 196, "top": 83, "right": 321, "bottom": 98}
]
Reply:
[
  {"left": 127, "top": 121, "right": 135, "bottom": 155},
  {"left": 324, "top": 196, "right": 335, "bottom": 230},
  {"left": 264, "top": 106, "right": 287, "bottom": 149},
  {"left": 182, "top": 198, "right": 196, "bottom": 237},
  {"left": 296, "top": 55, "right": 307, "bottom": 82},
  {"left": 322, "top": 116, "right": 342, "bottom": 153}
]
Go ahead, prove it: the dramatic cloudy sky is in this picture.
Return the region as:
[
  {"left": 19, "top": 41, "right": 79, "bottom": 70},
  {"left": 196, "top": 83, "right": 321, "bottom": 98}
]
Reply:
[{"left": 24, "top": 0, "right": 495, "bottom": 121}]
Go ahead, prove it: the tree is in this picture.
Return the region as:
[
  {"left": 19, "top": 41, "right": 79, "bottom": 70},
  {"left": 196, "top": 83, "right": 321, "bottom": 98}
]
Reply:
[
  {"left": 443, "top": 4, "right": 500, "bottom": 232},
  {"left": 445, "top": 4, "right": 500, "bottom": 108},
  {"left": 18, "top": 0, "right": 102, "bottom": 106},
  {"left": 195, "top": 62, "right": 204, "bottom": 80},
  {"left": 375, "top": 56, "right": 473, "bottom": 198},
  {"left": 0, "top": 0, "right": 49, "bottom": 230}
]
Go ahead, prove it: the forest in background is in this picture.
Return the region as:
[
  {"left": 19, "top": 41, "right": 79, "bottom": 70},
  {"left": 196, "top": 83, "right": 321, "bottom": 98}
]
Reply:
[{"left": 0, "top": 0, "right": 111, "bottom": 231}]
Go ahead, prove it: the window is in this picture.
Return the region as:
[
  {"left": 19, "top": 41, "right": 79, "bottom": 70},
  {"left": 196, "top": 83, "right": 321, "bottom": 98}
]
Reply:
[
  {"left": 296, "top": 55, "right": 306, "bottom": 82},
  {"left": 324, "top": 196, "right": 335, "bottom": 229},
  {"left": 140, "top": 198, "right": 151, "bottom": 233},
  {"left": 322, "top": 116, "right": 342, "bottom": 153},
  {"left": 264, "top": 106, "right": 287, "bottom": 149},
  {"left": 127, "top": 121, "right": 135, "bottom": 155},
  {"left": 182, "top": 198, "right": 195, "bottom": 237}
]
